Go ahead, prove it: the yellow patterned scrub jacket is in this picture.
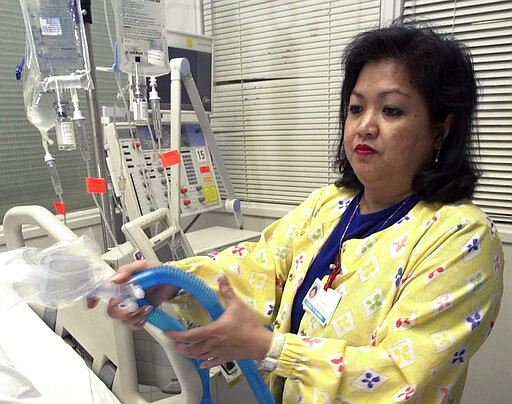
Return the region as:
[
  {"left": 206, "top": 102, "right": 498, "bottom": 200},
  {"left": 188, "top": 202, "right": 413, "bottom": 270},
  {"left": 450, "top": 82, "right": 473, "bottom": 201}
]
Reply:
[{"left": 171, "top": 185, "right": 504, "bottom": 403}]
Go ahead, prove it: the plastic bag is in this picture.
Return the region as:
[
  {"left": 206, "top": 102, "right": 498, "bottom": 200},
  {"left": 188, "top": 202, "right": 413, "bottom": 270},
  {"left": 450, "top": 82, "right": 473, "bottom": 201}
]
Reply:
[{"left": 0, "top": 235, "right": 141, "bottom": 309}]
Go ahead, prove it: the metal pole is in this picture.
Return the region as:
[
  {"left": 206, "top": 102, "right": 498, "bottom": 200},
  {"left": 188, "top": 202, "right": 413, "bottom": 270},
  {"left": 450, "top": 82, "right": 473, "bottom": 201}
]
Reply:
[{"left": 81, "top": 0, "right": 114, "bottom": 252}]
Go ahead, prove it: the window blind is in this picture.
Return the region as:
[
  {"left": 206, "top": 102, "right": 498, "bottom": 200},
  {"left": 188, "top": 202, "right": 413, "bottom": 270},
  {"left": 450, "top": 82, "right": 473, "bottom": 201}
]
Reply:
[
  {"left": 203, "top": 0, "right": 381, "bottom": 205},
  {"left": 0, "top": 0, "right": 117, "bottom": 218},
  {"left": 402, "top": 0, "right": 512, "bottom": 224}
]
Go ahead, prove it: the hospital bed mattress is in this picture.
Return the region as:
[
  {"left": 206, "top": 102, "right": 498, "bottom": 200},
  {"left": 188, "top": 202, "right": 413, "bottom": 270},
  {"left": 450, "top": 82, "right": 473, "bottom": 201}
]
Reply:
[{"left": 0, "top": 298, "right": 121, "bottom": 404}]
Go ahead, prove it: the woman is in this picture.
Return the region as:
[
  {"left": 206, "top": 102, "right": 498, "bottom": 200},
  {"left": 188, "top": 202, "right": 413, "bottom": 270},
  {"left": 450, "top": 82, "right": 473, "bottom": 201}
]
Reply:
[{"left": 98, "top": 21, "right": 504, "bottom": 402}]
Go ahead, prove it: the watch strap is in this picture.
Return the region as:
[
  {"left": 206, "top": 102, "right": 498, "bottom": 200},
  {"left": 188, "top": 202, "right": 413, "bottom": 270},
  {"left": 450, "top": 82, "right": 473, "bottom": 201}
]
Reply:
[{"left": 258, "top": 332, "right": 285, "bottom": 372}]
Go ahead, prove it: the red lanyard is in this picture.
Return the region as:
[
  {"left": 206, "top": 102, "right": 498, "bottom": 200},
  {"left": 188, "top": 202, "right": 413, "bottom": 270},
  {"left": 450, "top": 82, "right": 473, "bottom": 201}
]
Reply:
[{"left": 324, "top": 253, "right": 341, "bottom": 290}]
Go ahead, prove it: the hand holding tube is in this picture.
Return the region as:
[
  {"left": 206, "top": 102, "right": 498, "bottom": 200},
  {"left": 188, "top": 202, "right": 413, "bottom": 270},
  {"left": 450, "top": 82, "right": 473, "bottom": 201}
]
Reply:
[
  {"left": 86, "top": 260, "right": 179, "bottom": 329},
  {"left": 165, "top": 275, "right": 273, "bottom": 369},
  {"left": 97, "top": 264, "right": 275, "bottom": 403}
]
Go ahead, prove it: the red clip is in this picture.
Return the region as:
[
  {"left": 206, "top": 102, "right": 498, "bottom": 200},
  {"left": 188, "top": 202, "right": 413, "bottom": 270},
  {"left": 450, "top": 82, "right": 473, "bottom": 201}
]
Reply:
[
  {"left": 53, "top": 201, "right": 66, "bottom": 216},
  {"left": 324, "top": 254, "right": 341, "bottom": 290},
  {"left": 160, "top": 150, "right": 181, "bottom": 168},
  {"left": 85, "top": 177, "right": 107, "bottom": 194}
]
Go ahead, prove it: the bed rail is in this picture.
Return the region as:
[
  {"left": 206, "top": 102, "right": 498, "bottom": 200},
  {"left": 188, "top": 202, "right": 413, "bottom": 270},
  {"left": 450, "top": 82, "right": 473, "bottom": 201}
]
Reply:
[{"left": 2, "top": 205, "right": 202, "bottom": 403}]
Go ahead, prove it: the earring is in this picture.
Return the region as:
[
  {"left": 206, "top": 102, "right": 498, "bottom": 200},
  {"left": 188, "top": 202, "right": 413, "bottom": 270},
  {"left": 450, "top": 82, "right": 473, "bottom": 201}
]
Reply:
[{"left": 434, "top": 148, "right": 441, "bottom": 164}]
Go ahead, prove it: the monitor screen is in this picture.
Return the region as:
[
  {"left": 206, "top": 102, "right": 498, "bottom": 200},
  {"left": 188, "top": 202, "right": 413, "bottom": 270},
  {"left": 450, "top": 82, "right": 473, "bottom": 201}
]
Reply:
[
  {"left": 153, "top": 33, "right": 213, "bottom": 112},
  {"left": 154, "top": 236, "right": 189, "bottom": 262}
]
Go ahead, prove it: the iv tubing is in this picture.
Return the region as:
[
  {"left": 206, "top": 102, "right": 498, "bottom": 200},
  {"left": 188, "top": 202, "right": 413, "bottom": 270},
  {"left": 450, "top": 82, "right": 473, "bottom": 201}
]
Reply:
[{"left": 132, "top": 266, "right": 275, "bottom": 404}]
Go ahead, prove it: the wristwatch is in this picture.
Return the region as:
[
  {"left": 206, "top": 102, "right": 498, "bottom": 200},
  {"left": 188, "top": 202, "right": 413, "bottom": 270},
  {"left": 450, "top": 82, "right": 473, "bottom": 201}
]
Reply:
[
  {"left": 259, "top": 356, "right": 279, "bottom": 372},
  {"left": 258, "top": 332, "right": 285, "bottom": 372}
]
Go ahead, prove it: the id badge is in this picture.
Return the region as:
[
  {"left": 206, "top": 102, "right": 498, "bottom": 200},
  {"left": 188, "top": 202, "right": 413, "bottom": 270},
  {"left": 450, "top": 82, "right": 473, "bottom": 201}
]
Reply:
[{"left": 302, "top": 278, "right": 342, "bottom": 326}]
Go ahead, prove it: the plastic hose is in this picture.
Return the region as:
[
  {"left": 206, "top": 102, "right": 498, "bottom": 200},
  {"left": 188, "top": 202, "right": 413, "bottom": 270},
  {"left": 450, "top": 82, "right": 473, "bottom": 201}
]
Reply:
[
  {"left": 138, "top": 297, "right": 211, "bottom": 404},
  {"left": 132, "top": 266, "right": 275, "bottom": 404}
]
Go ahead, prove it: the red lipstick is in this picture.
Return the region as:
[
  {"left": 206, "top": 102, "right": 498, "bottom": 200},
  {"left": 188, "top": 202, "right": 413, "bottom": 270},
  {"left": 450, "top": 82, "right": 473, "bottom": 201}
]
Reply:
[{"left": 355, "top": 144, "right": 376, "bottom": 155}]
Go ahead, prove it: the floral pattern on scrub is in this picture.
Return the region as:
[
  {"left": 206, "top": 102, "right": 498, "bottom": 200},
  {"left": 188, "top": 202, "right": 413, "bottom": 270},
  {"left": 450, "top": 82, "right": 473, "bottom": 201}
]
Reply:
[{"left": 170, "top": 185, "right": 504, "bottom": 403}]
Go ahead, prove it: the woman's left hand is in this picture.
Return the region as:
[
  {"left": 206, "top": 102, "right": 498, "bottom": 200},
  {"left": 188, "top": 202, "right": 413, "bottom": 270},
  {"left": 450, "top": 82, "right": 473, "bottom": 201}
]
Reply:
[{"left": 164, "top": 275, "right": 273, "bottom": 368}]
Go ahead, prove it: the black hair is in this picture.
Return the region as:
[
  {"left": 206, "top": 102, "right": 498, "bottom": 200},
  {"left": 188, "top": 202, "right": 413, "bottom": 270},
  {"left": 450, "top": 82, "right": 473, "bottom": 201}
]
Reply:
[{"left": 334, "top": 19, "right": 481, "bottom": 203}]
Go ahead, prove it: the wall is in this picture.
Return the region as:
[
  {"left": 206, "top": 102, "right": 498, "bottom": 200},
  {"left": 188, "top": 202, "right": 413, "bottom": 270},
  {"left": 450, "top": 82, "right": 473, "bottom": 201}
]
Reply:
[{"left": 164, "top": 0, "right": 202, "bottom": 35}]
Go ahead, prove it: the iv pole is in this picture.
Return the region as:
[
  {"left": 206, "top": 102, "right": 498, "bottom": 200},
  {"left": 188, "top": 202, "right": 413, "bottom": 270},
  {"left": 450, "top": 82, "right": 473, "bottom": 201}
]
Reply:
[{"left": 80, "top": 0, "right": 115, "bottom": 252}]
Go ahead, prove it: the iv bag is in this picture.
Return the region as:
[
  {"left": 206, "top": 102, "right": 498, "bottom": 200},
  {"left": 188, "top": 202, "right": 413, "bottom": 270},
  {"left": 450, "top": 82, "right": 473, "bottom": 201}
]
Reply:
[
  {"left": 19, "top": 0, "right": 93, "bottom": 92},
  {"left": 112, "top": 0, "right": 170, "bottom": 77},
  {"left": 23, "top": 67, "right": 56, "bottom": 134}
]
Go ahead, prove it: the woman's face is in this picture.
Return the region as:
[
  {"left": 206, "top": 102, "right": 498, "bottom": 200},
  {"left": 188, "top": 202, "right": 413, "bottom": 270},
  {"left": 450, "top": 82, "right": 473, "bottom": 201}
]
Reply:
[{"left": 343, "top": 59, "right": 443, "bottom": 195}]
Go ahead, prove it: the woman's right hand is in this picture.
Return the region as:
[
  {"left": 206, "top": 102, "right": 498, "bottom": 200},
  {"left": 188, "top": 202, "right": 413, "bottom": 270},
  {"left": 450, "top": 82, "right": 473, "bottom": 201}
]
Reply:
[{"left": 87, "top": 260, "right": 180, "bottom": 329}]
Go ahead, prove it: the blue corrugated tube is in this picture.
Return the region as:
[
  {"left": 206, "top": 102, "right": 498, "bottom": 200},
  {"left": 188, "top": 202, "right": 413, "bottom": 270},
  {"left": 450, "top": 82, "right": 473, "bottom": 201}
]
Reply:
[
  {"left": 132, "top": 266, "right": 275, "bottom": 404},
  {"left": 137, "top": 296, "right": 211, "bottom": 404}
]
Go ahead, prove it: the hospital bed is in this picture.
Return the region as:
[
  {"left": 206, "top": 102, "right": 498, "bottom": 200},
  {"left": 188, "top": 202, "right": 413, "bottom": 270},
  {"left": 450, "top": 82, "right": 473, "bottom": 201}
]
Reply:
[{"left": 0, "top": 205, "right": 202, "bottom": 404}]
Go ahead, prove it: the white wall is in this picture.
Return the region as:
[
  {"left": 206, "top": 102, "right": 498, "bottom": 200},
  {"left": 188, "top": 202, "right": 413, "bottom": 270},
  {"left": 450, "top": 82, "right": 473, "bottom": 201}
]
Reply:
[{"left": 164, "top": 0, "right": 202, "bottom": 34}]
